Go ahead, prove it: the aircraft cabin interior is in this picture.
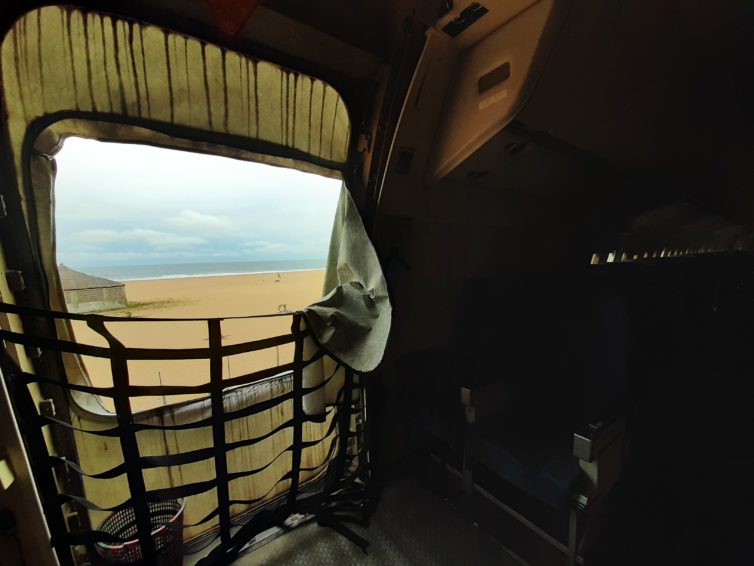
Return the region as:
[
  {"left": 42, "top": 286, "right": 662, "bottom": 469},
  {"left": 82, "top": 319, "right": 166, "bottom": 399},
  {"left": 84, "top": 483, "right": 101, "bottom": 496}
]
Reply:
[{"left": 0, "top": 1, "right": 753, "bottom": 565}]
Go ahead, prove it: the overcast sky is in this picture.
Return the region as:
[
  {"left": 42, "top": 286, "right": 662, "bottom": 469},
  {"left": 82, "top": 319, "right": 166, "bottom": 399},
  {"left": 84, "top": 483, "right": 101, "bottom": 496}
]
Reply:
[{"left": 54, "top": 138, "right": 342, "bottom": 267}]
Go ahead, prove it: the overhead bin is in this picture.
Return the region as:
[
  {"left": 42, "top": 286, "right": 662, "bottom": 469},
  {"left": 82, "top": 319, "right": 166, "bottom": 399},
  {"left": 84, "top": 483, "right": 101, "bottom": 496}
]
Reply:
[
  {"left": 376, "top": 0, "right": 561, "bottom": 208},
  {"left": 429, "top": 0, "right": 557, "bottom": 182}
]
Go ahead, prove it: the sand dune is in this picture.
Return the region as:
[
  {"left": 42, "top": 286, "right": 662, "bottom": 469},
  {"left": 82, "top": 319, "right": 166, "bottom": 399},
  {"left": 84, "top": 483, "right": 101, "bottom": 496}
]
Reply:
[{"left": 69, "top": 269, "right": 326, "bottom": 411}]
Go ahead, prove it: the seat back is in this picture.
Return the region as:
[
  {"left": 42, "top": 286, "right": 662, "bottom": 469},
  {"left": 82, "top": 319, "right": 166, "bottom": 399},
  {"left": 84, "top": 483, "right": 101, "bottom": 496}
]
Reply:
[
  {"left": 451, "top": 275, "right": 630, "bottom": 428},
  {"left": 523, "top": 281, "right": 630, "bottom": 428}
]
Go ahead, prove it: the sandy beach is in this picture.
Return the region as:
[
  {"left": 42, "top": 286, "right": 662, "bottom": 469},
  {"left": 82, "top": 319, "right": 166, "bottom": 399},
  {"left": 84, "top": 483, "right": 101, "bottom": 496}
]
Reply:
[{"left": 70, "top": 269, "right": 326, "bottom": 411}]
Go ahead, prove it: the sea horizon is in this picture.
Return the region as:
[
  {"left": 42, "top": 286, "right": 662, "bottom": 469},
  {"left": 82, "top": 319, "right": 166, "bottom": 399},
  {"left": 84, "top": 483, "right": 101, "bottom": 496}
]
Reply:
[{"left": 66, "top": 259, "right": 327, "bottom": 282}]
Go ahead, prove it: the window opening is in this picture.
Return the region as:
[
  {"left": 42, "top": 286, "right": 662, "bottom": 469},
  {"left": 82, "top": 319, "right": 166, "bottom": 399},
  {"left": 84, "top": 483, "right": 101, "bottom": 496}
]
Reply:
[{"left": 55, "top": 137, "right": 341, "bottom": 411}]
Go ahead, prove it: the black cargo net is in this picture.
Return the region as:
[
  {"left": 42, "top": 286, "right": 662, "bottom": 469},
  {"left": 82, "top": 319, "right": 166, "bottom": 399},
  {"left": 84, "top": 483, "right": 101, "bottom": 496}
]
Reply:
[{"left": 0, "top": 302, "right": 373, "bottom": 565}]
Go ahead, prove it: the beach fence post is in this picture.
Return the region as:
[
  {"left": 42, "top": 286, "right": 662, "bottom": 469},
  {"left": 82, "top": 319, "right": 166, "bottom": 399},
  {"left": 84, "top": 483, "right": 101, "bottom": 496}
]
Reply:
[{"left": 158, "top": 371, "right": 166, "bottom": 407}]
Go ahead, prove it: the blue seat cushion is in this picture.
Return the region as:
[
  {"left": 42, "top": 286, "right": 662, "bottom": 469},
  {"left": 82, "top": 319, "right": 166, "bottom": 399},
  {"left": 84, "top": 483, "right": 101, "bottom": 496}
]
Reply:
[{"left": 470, "top": 422, "right": 580, "bottom": 511}]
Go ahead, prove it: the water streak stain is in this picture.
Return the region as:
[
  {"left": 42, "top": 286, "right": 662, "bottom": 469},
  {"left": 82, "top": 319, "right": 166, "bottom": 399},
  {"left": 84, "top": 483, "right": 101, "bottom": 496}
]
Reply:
[
  {"left": 183, "top": 39, "right": 192, "bottom": 124},
  {"left": 164, "top": 33, "right": 174, "bottom": 122},
  {"left": 252, "top": 60, "right": 259, "bottom": 138},
  {"left": 100, "top": 16, "right": 114, "bottom": 112},
  {"left": 36, "top": 11, "right": 45, "bottom": 110},
  {"left": 307, "top": 78, "right": 313, "bottom": 154},
  {"left": 201, "top": 43, "right": 212, "bottom": 130},
  {"left": 330, "top": 97, "right": 338, "bottom": 160},
  {"left": 64, "top": 10, "right": 80, "bottom": 112},
  {"left": 221, "top": 50, "right": 229, "bottom": 133},
  {"left": 83, "top": 13, "right": 97, "bottom": 112},
  {"left": 138, "top": 25, "right": 151, "bottom": 118},
  {"left": 12, "top": 26, "right": 28, "bottom": 119},
  {"left": 111, "top": 18, "right": 127, "bottom": 115},
  {"left": 127, "top": 22, "right": 141, "bottom": 117}
]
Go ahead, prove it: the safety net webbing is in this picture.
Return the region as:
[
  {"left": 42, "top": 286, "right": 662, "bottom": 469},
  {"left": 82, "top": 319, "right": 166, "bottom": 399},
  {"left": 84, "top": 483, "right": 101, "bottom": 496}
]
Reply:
[{"left": 0, "top": 301, "right": 373, "bottom": 565}]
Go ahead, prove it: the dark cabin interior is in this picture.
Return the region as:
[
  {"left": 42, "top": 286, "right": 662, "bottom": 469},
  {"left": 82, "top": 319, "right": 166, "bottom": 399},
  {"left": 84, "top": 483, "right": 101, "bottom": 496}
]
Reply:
[{"left": 1, "top": 1, "right": 754, "bottom": 565}]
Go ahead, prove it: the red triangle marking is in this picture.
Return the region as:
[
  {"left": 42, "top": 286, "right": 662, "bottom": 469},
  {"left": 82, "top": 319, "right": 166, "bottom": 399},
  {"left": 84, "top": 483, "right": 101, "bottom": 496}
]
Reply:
[{"left": 206, "top": 0, "right": 260, "bottom": 37}]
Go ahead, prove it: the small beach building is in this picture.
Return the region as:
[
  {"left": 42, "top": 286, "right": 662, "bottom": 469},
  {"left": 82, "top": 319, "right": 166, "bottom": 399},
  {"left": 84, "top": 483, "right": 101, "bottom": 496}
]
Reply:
[{"left": 58, "top": 264, "right": 127, "bottom": 313}]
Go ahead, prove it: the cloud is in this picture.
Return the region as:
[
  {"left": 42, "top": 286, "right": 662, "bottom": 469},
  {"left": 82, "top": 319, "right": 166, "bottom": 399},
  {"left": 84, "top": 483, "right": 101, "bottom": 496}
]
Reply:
[
  {"left": 165, "top": 210, "right": 236, "bottom": 235},
  {"left": 54, "top": 138, "right": 342, "bottom": 266},
  {"left": 240, "top": 240, "right": 293, "bottom": 254},
  {"left": 71, "top": 228, "right": 206, "bottom": 248},
  {"left": 240, "top": 239, "right": 333, "bottom": 257},
  {"left": 254, "top": 243, "right": 293, "bottom": 254}
]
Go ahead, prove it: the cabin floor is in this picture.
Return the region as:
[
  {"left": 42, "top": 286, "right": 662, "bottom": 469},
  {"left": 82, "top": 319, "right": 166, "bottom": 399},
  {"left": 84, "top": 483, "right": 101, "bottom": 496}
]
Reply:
[
  {"left": 183, "top": 447, "right": 754, "bottom": 565},
  {"left": 186, "top": 475, "right": 520, "bottom": 566}
]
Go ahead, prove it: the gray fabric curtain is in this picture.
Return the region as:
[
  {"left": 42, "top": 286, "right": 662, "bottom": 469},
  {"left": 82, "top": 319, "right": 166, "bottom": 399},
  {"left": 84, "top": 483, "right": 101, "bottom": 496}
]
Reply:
[
  {"left": 306, "top": 186, "right": 391, "bottom": 373},
  {"left": 301, "top": 186, "right": 391, "bottom": 415}
]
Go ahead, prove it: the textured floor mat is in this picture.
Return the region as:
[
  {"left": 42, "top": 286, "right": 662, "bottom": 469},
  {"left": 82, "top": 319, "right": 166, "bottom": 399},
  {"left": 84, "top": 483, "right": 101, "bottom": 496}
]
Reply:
[{"left": 227, "top": 477, "right": 521, "bottom": 565}]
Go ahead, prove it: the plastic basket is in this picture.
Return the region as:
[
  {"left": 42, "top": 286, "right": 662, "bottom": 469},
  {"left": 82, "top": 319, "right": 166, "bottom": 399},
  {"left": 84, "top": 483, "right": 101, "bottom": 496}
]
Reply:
[{"left": 95, "top": 499, "right": 185, "bottom": 565}]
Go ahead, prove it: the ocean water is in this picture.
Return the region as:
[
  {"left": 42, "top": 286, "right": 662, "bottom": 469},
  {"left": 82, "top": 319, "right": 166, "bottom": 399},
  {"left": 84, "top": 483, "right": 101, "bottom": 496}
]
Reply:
[{"left": 72, "top": 259, "right": 327, "bottom": 282}]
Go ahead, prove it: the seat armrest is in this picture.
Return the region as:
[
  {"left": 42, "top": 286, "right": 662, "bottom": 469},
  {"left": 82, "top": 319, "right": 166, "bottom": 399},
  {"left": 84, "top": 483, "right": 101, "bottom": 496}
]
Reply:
[
  {"left": 573, "top": 415, "right": 626, "bottom": 462},
  {"left": 573, "top": 415, "right": 628, "bottom": 513},
  {"left": 460, "top": 379, "right": 506, "bottom": 424}
]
